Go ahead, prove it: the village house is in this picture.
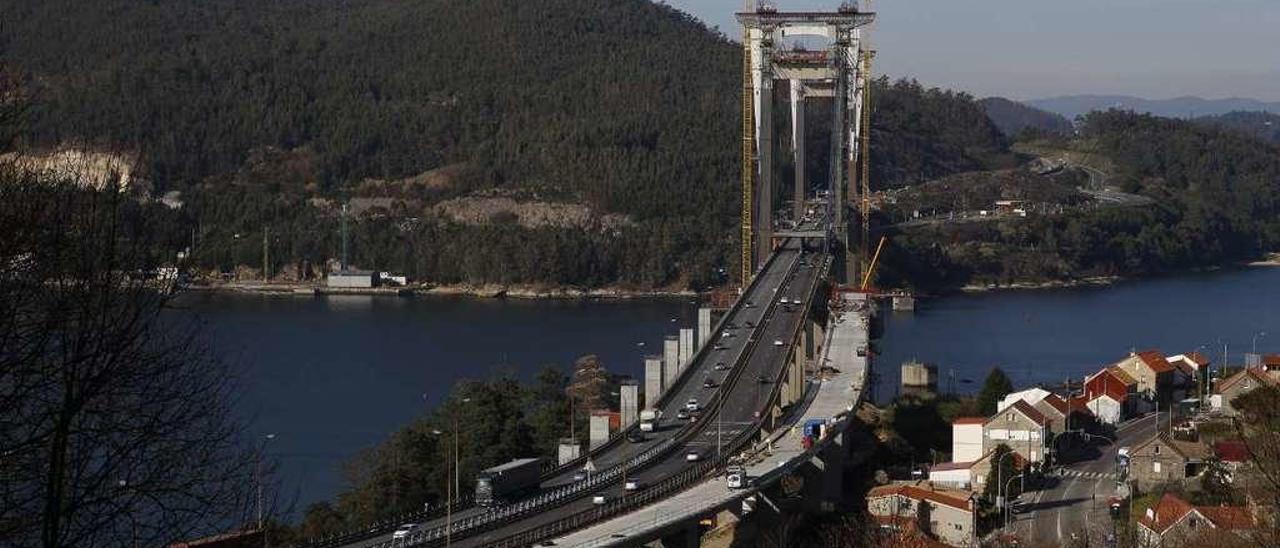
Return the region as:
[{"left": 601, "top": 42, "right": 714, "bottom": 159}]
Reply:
[
  {"left": 1212, "top": 368, "right": 1278, "bottom": 416},
  {"left": 983, "top": 400, "right": 1048, "bottom": 466},
  {"left": 1084, "top": 367, "right": 1139, "bottom": 424},
  {"left": 1136, "top": 493, "right": 1256, "bottom": 547},
  {"left": 867, "top": 481, "right": 978, "bottom": 547},
  {"left": 928, "top": 418, "right": 990, "bottom": 491},
  {"left": 1111, "top": 350, "right": 1177, "bottom": 403},
  {"left": 1129, "top": 433, "right": 1211, "bottom": 490}
]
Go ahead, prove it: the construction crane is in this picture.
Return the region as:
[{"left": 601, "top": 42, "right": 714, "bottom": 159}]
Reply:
[
  {"left": 860, "top": 235, "right": 887, "bottom": 291},
  {"left": 740, "top": 0, "right": 756, "bottom": 286}
]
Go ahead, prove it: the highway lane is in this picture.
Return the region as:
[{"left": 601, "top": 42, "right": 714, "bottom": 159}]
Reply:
[
  {"left": 457, "top": 243, "right": 824, "bottom": 546},
  {"left": 343, "top": 246, "right": 806, "bottom": 548},
  {"left": 1015, "top": 412, "right": 1165, "bottom": 545}
]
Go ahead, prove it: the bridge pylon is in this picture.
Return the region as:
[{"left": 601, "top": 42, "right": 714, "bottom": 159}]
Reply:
[{"left": 738, "top": 6, "right": 874, "bottom": 285}]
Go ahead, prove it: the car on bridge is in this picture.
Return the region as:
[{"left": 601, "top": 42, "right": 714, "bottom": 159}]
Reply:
[
  {"left": 676, "top": 409, "right": 690, "bottom": 420},
  {"left": 714, "top": 361, "right": 730, "bottom": 371},
  {"left": 773, "top": 339, "right": 784, "bottom": 346},
  {"left": 685, "top": 398, "right": 699, "bottom": 411},
  {"left": 703, "top": 377, "right": 718, "bottom": 388},
  {"left": 713, "top": 343, "right": 728, "bottom": 351},
  {"left": 624, "top": 478, "right": 645, "bottom": 491},
  {"left": 392, "top": 523, "right": 420, "bottom": 540},
  {"left": 685, "top": 449, "right": 703, "bottom": 462}
]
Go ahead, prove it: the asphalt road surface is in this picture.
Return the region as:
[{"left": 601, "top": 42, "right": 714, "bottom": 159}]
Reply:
[
  {"left": 346, "top": 242, "right": 819, "bottom": 547},
  {"left": 454, "top": 243, "right": 824, "bottom": 546},
  {"left": 1012, "top": 412, "right": 1166, "bottom": 546}
]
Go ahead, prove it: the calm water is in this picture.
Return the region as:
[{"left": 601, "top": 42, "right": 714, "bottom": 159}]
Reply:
[
  {"left": 175, "top": 293, "right": 694, "bottom": 510},
  {"left": 181, "top": 266, "right": 1280, "bottom": 510},
  {"left": 874, "top": 267, "right": 1280, "bottom": 401}
]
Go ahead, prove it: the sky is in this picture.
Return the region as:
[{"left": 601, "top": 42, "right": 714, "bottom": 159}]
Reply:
[{"left": 663, "top": 0, "right": 1280, "bottom": 101}]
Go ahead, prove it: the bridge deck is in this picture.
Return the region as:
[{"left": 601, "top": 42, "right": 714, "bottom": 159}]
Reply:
[{"left": 550, "top": 292, "right": 871, "bottom": 546}]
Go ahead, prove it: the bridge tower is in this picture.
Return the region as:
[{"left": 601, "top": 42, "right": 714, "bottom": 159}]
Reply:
[{"left": 737, "top": 4, "right": 875, "bottom": 285}]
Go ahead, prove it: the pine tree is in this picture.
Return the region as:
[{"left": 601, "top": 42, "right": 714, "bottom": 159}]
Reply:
[{"left": 977, "top": 367, "right": 1015, "bottom": 416}]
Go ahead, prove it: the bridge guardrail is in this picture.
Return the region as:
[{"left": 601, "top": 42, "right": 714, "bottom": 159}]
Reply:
[
  {"left": 306, "top": 252, "right": 795, "bottom": 547},
  {"left": 473, "top": 250, "right": 813, "bottom": 546},
  {"left": 388, "top": 251, "right": 803, "bottom": 547}
]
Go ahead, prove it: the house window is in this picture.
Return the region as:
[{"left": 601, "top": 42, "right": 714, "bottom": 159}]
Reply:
[
  {"left": 1189, "top": 517, "right": 1198, "bottom": 529},
  {"left": 1154, "top": 445, "right": 1160, "bottom": 455},
  {"left": 1008, "top": 413, "right": 1014, "bottom": 422},
  {"left": 1154, "top": 462, "right": 1162, "bottom": 473}
]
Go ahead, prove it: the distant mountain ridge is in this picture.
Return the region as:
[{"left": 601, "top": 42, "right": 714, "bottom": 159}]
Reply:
[{"left": 1028, "top": 94, "right": 1280, "bottom": 120}]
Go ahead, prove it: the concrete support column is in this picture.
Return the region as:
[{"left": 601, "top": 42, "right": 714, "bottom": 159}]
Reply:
[
  {"left": 757, "top": 74, "right": 775, "bottom": 267},
  {"left": 557, "top": 438, "right": 581, "bottom": 465},
  {"left": 663, "top": 336, "right": 680, "bottom": 391},
  {"left": 790, "top": 79, "right": 806, "bottom": 221},
  {"left": 679, "top": 328, "right": 694, "bottom": 371},
  {"left": 620, "top": 381, "right": 639, "bottom": 427},
  {"left": 828, "top": 61, "right": 849, "bottom": 284},
  {"left": 697, "top": 307, "right": 712, "bottom": 348},
  {"left": 589, "top": 412, "right": 610, "bottom": 450},
  {"left": 644, "top": 355, "right": 664, "bottom": 408}
]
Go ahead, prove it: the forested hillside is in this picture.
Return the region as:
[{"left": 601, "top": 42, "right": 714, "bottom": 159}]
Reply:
[
  {"left": 1196, "top": 111, "right": 1280, "bottom": 144},
  {"left": 879, "top": 111, "right": 1280, "bottom": 290},
  {"left": 979, "top": 97, "right": 1073, "bottom": 137},
  {"left": 1, "top": 0, "right": 1013, "bottom": 289}
]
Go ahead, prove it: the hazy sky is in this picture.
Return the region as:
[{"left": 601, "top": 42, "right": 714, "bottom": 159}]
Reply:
[{"left": 664, "top": 0, "right": 1280, "bottom": 101}]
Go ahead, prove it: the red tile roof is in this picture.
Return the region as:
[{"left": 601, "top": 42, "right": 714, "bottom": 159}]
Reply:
[
  {"left": 1185, "top": 351, "right": 1210, "bottom": 367},
  {"left": 1085, "top": 369, "right": 1131, "bottom": 403},
  {"left": 1067, "top": 395, "right": 1096, "bottom": 417},
  {"left": 867, "top": 482, "right": 975, "bottom": 511},
  {"left": 1136, "top": 350, "right": 1175, "bottom": 374},
  {"left": 1214, "top": 440, "right": 1251, "bottom": 463},
  {"left": 1217, "top": 368, "right": 1277, "bottom": 393},
  {"left": 1137, "top": 493, "right": 1257, "bottom": 534},
  {"left": 929, "top": 460, "right": 976, "bottom": 472},
  {"left": 1196, "top": 506, "right": 1256, "bottom": 530},
  {"left": 1038, "top": 393, "right": 1068, "bottom": 415},
  {"left": 1264, "top": 354, "right": 1280, "bottom": 367},
  {"left": 952, "top": 416, "right": 987, "bottom": 425},
  {"left": 1137, "top": 493, "right": 1195, "bottom": 534},
  {"left": 983, "top": 399, "right": 1049, "bottom": 427}
]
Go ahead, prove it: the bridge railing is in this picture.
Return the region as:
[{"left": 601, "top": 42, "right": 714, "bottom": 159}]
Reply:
[
  {"left": 385, "top": 255, "right": 802, "bottom": 547},
  {"left": 305, "top": 252, "right": 797, "bottom": 547},
  {"left": 473, "top": 251, "right": 817, "bottom": 547}
]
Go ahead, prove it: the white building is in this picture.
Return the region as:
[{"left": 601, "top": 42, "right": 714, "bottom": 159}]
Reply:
[
  {"left": 997, "top": 387, "right": 1052, "bottom": 412},
  {"left": 951, "top": 417, "right": 986, "bottom": 462}
]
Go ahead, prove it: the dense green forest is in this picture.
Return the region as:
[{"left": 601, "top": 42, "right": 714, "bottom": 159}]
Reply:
[
  {"left": 2, "top": 0, "right": 1010, "bottom": 289},
  {"left": 1196, "top": 110, "right": 1280, "bottom": 145},
  {"left": 879, "top": 110, "right": 1280, "bottom": 290}
]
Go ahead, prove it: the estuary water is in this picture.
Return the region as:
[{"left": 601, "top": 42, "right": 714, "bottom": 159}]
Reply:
[
  {"left": 175, "top": 292, "right": 695, "bottom": 510},
  {"left": 874, "top": 266, "right": 1280, "bottom": 400},
  {"left": 181, "top": 266, "right": 1279, "bottom": 510}
]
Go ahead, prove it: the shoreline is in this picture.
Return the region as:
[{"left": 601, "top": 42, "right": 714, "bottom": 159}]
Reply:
[
  {"left": 182, "top": 281, "right": 697, "bottom": 300},
  {"left": 954, "top": 253, "right": 1280, "bottom": 295}
]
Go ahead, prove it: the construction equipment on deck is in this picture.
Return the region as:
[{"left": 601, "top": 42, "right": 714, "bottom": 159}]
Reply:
[{"left": 860, "top": 235, "right": 887, "bottom": 291}]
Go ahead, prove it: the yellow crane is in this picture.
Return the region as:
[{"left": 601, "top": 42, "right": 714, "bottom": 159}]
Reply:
[
  {"left": 858, "top": 49, "right": 875, "bottom": 281},
  {"left": 860, "top": 235, "right": 887, "bottom": 291}
]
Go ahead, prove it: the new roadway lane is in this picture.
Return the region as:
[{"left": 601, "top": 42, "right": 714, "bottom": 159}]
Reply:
[
  {"left": 454, "top": 242, "right": 825, "bottom": 546},
  {"left": 344, "top": 242, "right": 812, "bottom": 548}
]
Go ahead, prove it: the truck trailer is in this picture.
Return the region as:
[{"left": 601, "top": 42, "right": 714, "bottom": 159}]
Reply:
[{"left": 475, "top": 457, "right": 542, "bottom": 506}]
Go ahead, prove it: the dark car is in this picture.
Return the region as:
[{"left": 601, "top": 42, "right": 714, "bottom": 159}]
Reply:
[{"left": 626, "top": 431, "right": 645, "bottom": 443}]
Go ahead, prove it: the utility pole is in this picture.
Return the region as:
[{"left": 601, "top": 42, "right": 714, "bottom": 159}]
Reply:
[
  {"left": 340, "top": 203, "right": 349, "bottom": 271},
  {"left": 262, "top": 226, "right": 270, "bottom": 281}
]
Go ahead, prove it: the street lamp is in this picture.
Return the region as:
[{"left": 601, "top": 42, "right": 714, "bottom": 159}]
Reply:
[
  {"left": 1003, "top": 473, "right": 1025, "bottom": 529},
  {"left": 1253, "top": 331, "right": 1267, "bottom": 356},
  {"left": 995, "top": 450, "right": 1018, "bottom": 523}
]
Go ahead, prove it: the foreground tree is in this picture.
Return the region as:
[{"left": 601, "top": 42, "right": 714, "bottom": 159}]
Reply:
[
  {"left": 0, "top": 174, "right": 258, "bottom": 546},
  {"left": 976, "top": 367, "right": 1014, "bottom": 416}
]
